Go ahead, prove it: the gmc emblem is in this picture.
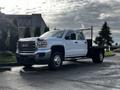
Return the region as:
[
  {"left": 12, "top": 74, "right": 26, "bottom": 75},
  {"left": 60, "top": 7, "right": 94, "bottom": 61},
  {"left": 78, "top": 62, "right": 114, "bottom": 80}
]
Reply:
[{"left": 22, "top": 44, "right": 28, "bottom": 47}]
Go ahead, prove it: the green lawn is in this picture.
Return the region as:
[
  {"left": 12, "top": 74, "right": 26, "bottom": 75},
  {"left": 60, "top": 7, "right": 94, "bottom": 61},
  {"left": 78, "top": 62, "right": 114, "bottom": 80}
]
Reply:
[
  {"left": 104, "top": 50, "right": 114, "bottom": 57},
  {"left": 0, "top": 52, "right": 16, "bottom": 64}
]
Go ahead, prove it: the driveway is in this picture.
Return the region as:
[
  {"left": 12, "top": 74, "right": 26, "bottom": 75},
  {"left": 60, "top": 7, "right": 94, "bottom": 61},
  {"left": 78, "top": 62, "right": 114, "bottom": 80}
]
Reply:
[{"left": 0, "top": 53, "right": 120, "bottom": 90}]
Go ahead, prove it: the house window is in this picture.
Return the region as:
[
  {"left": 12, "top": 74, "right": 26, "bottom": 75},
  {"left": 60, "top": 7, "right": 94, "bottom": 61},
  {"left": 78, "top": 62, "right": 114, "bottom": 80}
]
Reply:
[
  {"left": 24, "top": 27, "right": 31, "bottom": 38},
  {"left": 34, "top": 27, "right": 41, "bottom": 37}
]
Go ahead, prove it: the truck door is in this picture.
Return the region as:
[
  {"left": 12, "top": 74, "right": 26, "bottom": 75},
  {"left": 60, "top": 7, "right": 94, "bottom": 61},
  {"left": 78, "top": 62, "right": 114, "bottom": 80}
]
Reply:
[
  {"left": 75, "top": 31, "right": 88, "bottom": 56},
  {"left": 64, "top": 30, "right": 80, "bottom": 57}
]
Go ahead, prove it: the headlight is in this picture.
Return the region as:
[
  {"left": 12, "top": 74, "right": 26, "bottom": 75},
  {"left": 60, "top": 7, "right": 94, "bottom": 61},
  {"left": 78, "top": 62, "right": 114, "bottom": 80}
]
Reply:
[{"left": 37, "top": 38, "right": 47, "bottom": 48}]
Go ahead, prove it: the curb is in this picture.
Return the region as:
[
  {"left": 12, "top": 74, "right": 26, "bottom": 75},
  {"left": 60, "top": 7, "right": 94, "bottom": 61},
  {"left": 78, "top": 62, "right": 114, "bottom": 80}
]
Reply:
[
  {"left": 0, "top": 63, "right": 21, "bottom": 67},
  {"left": 0, "top": 63, "right": 21, "bottom": 72},
  {"left": 0, "top": 67, "right": 11, "bottom": 72}
]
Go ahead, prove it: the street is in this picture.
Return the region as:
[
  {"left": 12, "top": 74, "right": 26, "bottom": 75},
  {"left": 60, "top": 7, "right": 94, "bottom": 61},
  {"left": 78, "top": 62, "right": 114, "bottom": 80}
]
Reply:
[{"left": 0, "top": 54, "right": 120, "bottom": 90}]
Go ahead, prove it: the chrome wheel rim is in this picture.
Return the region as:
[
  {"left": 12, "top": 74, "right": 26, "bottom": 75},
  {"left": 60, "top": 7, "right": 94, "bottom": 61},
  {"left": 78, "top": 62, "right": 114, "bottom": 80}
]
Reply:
[{"left": 53, "top": 55, "right": 61, "bottom": 67}]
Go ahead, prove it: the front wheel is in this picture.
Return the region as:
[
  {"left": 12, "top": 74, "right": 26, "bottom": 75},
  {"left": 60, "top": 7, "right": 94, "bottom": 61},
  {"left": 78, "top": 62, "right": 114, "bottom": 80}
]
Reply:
[
  {"left": 92, "top": 51, "right": 104, "bottom": 63},
  {"left": 48, "top": 52, "right": 63, "bottom": 70}
]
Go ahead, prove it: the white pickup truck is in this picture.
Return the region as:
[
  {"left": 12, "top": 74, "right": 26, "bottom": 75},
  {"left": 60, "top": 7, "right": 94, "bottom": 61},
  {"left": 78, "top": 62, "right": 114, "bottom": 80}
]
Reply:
[{"left": 16, "top": 28, "right": 104, "bottom": 70}]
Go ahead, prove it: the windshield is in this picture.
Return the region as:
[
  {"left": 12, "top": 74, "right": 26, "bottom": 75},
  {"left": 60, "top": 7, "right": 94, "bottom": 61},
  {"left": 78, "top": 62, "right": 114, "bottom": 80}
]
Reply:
[{"left": 40, "top": 30, "right": 64, "bottom": 38}]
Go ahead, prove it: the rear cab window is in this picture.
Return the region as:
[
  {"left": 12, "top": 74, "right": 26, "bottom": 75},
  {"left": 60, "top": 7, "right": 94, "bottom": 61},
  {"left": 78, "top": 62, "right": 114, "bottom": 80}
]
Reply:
[
  {"left": 76, "top": 31, "right": 85, "bottom": 40},
  {"left": 65, "top": 31, "right": 76, "bottom": 40}
]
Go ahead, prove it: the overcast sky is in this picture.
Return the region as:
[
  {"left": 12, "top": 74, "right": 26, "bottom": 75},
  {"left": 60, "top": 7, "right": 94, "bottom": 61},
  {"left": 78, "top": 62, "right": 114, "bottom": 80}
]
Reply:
[{"left": 0, "top": 0, "right": 120, "bottom": 30}]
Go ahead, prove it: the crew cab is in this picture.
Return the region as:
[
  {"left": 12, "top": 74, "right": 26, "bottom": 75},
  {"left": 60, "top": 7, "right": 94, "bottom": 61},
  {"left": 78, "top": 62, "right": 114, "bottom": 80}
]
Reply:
[{"left": 16, "top": 28, "right": 104, "bottom": 70}]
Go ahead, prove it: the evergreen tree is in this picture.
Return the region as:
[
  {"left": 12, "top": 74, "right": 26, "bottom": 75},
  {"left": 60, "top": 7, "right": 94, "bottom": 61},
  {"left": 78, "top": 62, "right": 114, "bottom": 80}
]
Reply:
[
  {"left": 0, "top": 18, "right": 18, "bottom": 52},
  {"left": 0, "top": 30, "right": 7, "bottom": 51},
  {"left": 13, "top": 19, "right": 18, "bottom": 27},
  {"left": 7, "top": 19, "right": 19, "bottom": 52},
  {"left": 94, "top": 21, "right": 114, "bottom": 46},
  {"left": 24, "top": 27, "right": 31, "bottom": 38},
  {"left": 9, "top": 29, "right": 18, "bottom": 52}
]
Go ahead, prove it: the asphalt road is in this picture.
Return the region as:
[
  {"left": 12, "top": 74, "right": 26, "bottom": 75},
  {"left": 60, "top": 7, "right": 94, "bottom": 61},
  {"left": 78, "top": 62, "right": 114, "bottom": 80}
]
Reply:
[{"left": 0, "top": 53, "right": 120, "bottom": 90}]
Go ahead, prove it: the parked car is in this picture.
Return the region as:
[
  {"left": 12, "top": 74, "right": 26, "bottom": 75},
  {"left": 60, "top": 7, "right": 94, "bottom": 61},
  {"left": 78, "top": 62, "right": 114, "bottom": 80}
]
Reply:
[{"left": 16, "top": 28, "right": 104, "bottom": 70}]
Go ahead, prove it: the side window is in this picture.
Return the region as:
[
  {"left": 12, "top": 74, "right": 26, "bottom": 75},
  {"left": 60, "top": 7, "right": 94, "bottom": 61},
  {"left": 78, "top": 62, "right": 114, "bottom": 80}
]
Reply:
[
  {"left": 65, "top": 31, "right": 76, "bottom": 40},
  {"left": 77, "top": 31, "right": 85, "bottom": 40}
]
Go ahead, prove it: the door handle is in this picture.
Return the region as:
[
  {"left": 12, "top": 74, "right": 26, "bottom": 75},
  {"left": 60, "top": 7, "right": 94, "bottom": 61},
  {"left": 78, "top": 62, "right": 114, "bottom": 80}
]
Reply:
[
  {"left": 84, "top": 41, "right": 87, "bottom": 44},
  {"left": 75, "top": 42, "right": 78, "bottom": 43}
]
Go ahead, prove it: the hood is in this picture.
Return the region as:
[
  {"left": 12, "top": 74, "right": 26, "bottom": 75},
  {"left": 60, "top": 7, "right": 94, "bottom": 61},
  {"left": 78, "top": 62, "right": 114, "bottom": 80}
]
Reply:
[
  {"left": 19, "top": 36, "right": 63, "bottom": 42},
  {"left": 40, "top": 37, "right": 63, "bottom": 41},
  {"left": 19, "top": 37, "right": 39, "bottom": 42}
]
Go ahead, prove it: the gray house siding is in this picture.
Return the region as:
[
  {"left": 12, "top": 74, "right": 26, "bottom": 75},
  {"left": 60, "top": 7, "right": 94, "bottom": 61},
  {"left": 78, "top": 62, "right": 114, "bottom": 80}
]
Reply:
[{"left": 5, "top": 14, "right": 47, "bottom": 38}]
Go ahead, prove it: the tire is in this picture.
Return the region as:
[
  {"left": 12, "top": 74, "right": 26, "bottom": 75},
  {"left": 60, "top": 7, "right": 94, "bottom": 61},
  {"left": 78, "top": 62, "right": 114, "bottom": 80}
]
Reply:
[
  {"left": 92, "top": 51, "right": 104, "bottom": 63},
  {"left": 48, "top": 52, "right": 63, "bottom": 70}
]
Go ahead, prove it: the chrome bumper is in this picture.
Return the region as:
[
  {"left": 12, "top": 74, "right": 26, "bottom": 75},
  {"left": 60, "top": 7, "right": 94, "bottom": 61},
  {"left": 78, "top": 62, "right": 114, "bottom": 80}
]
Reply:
[{"left": 16, "top": 49, "right": 51, "bottom": 64}]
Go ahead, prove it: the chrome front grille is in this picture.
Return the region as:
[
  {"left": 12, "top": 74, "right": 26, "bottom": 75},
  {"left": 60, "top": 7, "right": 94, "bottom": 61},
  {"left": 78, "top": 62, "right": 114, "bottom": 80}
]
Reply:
[{"left": 18, "top": 41, "right": 36, "bottom": 53}]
